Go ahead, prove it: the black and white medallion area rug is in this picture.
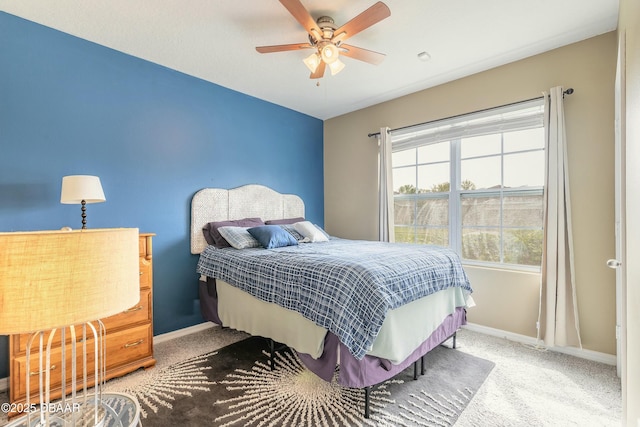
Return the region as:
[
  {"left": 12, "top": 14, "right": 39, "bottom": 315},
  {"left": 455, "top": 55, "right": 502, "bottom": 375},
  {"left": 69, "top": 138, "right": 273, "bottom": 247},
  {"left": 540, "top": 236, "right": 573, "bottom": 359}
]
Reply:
[{"left": 108, "top": 336, "right": 494, "bottom": 426}]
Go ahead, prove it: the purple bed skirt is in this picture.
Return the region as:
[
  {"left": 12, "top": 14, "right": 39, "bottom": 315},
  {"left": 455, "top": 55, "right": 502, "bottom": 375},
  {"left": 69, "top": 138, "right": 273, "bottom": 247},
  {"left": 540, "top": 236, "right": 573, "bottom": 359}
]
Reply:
[
  {"left": 199, "top": 277, "right": 222, "bottom": 325},
  {"left": 297, "top": 307, "right": 466, "bottom": 388},
  {"left": 199, "top": 278, "right": 466, "bottom": 388}
]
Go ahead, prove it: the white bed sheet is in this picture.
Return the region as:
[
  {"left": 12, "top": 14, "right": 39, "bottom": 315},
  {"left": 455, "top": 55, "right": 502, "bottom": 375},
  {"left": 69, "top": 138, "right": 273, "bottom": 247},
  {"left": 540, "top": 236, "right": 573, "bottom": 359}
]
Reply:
[
  {"left": 216, "top": 279, "right": 469, "bottom": 363},
  {"left": 217, "top": 279, "right": 327, "bottom": 357}
]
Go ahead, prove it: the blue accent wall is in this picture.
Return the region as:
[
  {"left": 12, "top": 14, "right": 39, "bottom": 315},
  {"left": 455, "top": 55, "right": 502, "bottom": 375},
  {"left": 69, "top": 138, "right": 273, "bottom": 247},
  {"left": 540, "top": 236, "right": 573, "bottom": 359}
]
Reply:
[{"left": 0, "top": 12, "right": 324, "bottom": 379}]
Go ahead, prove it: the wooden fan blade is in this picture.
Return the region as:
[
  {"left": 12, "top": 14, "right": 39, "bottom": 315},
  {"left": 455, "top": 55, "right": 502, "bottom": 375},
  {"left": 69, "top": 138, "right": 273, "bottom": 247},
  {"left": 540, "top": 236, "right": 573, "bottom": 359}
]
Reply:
[
  {"left": 310, "top": 61, "right": 326, "bottom": 79},
  {"left": 339, "top": 44, "right": 385, "bottom": 65},
  {"left": 332, "top": 1, "right": 390, "bottom": 43},
  {"left": 280, "top": 0, "right": 322, "bottom": 41},
  {"left": 256, "top": 43, "right": 313, "bottom": 53}
]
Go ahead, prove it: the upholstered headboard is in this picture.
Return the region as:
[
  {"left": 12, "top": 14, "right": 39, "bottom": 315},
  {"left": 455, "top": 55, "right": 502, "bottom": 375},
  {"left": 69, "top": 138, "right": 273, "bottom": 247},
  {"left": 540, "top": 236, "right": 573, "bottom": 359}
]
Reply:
[{"left": 190, "top": 184, "right": 305, "bottom": 254}]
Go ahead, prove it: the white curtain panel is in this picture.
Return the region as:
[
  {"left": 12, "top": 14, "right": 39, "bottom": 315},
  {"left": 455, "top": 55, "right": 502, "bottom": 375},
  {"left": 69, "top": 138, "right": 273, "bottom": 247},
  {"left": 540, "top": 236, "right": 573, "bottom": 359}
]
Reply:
[
  {"left": 537, "top": 87, "right": 582, "bottom": 348},
  {"left": 378, "top": 127, "right": 395, "bottom": 242}
]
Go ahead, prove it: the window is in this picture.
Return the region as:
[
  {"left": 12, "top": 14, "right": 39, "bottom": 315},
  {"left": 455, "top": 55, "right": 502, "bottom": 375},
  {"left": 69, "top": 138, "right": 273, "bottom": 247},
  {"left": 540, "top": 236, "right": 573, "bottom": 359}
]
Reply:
[{"left": 391, "top": 99, "right": 545, "bottom": 269}]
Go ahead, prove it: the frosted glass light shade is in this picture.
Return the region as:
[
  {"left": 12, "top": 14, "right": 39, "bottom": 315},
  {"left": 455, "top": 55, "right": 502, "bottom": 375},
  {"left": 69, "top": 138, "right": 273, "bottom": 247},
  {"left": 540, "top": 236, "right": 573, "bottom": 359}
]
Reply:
[
  {"left": 329, "top": 59, "right": 345, "bottom": 76},
  {"left": 303, "top": 53, "right": 321, "bottom": 73},
  {"left": 320, "top": 44, "right": 339, "bottom": 64},
  {"left": 0, "top": 228, "right": 140, "bottom": 334},
  {"left": 60, "top": 175, "right": 106, "bottom": 204}
]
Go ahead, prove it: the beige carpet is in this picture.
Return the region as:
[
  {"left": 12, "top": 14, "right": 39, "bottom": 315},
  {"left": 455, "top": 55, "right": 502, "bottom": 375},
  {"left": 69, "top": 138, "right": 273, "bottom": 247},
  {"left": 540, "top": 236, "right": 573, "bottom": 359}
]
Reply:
[
  {"left": 0, "top": 326, "right": 621, "bottom": 426},
  {"left": 454, "top": 329, "right": 621, "bottom": 426}
]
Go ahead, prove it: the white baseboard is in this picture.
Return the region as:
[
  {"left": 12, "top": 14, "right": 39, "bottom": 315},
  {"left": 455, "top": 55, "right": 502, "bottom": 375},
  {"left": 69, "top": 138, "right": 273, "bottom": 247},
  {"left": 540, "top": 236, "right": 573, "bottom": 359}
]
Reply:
[
  {"left": 463, "top": 322, "right": 617, "bottom": 366},
  {"left": 0, "top": 322, "right": 218, "bottom": 393},
  {"left": 152, "top": 322, "right": 217, "bottom": 345},
  {"left": 0, "top": 322, "right": 616, "bottom": 393}
]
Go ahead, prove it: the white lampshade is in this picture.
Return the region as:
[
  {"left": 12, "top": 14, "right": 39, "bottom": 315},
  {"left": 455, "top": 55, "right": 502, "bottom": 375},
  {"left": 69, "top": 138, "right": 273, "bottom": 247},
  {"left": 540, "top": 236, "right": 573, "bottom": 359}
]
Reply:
[
  {"left": 60, "top": 175, "right": 106, "bottom": 204},
  {"left": 0, "top": 228, "right": 140, "bottom": 334}
]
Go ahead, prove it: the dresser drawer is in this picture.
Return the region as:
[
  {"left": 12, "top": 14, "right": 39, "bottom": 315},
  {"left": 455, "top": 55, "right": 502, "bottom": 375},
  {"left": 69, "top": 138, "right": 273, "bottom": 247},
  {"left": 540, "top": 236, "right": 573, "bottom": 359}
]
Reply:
[
  {"left": 14, "top": 323, "right": 101, "bottom": 356},
  {"left": 105, "top": 323, "right": 153, "bottom": 370},
  {"left": 139, "top": 257, "right": 152, "bottom": 289},
  {"left": 13, "top": 337, "right": 99, "bottom": 401},
  {"left": 139, "top": 236, "right": 148, "bottom": 257},
  {"left": 12, "top": 323, "right": 152, "bottom": 403},
  {"left": 101, "top": 289, "right": 151, "bottom": 332}
]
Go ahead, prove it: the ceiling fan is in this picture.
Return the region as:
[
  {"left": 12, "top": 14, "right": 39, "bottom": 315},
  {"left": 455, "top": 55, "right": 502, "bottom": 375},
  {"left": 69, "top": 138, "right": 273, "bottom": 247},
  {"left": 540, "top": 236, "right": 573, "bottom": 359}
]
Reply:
[{"left": 256, "top": 0, "right": 391, "bottom": 79}]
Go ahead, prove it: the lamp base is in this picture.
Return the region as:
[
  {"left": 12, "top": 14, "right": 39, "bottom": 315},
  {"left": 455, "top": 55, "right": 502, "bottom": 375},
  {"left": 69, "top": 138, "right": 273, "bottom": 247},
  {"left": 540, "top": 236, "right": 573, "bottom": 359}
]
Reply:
[
  {"left": 6, "top": 393, "right": 141, "bottom": 427},
  {"left": 21, "top": 322, "right": 114, "bottom": 427},
  {"left": 11, "top": 402, "right": 106, "bottom": 427}
]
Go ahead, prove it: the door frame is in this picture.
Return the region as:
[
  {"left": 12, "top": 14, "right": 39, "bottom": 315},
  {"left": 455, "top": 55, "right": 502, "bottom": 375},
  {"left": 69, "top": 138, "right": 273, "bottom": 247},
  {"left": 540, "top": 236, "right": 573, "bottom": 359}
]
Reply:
[{"left": 613, "top": 29, "right": 626, "bottom": 379}]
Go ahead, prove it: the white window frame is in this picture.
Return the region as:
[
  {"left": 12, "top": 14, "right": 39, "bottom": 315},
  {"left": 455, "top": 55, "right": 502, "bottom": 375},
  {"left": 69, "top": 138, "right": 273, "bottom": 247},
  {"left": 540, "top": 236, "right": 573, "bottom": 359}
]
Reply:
[{"left": 390, "top": 98, "right": 545, "bottom": 271}]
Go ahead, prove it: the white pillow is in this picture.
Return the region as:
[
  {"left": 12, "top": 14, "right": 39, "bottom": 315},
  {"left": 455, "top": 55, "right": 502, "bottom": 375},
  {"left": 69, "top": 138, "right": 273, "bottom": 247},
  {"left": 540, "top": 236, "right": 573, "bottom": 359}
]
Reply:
[{"left": 293, "top": 221, "right": 329, "bottom": 243}]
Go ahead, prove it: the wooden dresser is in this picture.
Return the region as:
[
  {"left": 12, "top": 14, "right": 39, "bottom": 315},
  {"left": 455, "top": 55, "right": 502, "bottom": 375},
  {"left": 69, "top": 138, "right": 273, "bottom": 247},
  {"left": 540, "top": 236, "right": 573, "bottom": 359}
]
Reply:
[{"left": 8, "top": 232, "right": 156, "bottom": 412}]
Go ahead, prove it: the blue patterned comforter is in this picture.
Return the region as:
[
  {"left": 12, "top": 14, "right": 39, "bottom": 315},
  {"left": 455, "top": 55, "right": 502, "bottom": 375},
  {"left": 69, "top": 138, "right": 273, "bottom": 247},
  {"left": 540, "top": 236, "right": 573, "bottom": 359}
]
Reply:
[{"left": 196, "top": 238, "right": 472, "bottom": 359}]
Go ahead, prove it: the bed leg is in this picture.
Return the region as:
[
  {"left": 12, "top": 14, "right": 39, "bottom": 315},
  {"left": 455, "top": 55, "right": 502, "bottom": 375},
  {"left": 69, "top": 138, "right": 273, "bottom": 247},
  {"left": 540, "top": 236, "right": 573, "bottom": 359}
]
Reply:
[
  {"left": 413, "top": 360, "right": 418, "bottom": 380},
  {"left": 364, "top": 386, "right": 371, "bottom": 419},
  {"left": 452, "top": 331, "right": 457, "bottom": 349},
  {"left": 269, "top": 339, "right": 275, "bottom": 371},
  {"left": 421, "top": 355, "right": 425, "bottom": 375}
]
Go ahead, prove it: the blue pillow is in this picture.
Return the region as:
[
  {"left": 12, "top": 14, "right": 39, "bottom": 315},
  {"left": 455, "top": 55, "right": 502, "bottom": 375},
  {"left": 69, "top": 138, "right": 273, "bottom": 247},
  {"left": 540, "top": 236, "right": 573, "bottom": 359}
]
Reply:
[{"left": 248, "top": 225, "right": 298, "bottom": 249}]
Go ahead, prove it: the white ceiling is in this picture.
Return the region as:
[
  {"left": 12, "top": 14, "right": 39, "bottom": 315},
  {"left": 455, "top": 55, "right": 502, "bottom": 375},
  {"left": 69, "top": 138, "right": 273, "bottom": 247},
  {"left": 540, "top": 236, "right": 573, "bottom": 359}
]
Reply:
[{"left": 0, "top": 0, "right": 619, "bottom": 120}]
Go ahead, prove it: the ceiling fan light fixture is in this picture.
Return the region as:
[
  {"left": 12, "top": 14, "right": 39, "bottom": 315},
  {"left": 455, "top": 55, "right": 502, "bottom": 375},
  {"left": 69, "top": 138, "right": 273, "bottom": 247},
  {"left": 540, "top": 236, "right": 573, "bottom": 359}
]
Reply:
[
  {"left": 328, "top": 58, "right": 345, "bottom": 76},
  {"left": 303, "top": 52, "right": 321, "bottom": 73},
  {"left": 320, "top": 43, "right": 339, "bottom": 64}
]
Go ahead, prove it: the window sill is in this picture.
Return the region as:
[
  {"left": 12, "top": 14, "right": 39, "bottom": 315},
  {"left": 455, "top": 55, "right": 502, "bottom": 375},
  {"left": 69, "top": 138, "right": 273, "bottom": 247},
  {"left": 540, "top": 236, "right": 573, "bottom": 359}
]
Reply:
[{"left": 461, "top": 261, "right": 541, "bottom": 275}]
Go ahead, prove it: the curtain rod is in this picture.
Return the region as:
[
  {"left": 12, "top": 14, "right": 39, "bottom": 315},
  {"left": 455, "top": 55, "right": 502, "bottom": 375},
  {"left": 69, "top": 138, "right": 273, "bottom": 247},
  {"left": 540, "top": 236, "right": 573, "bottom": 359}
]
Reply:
[{"left": 367, "top": 88, "right": 574, "bottom": 138}]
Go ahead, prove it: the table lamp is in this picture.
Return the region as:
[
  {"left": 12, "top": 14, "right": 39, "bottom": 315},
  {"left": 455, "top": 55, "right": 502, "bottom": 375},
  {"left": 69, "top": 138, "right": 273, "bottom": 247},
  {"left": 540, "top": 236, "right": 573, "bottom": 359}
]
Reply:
[
  {"left": 60, "top": 176, "right": 106, "bottom": 229},
  {"left": 0, "top": 228, "right": 140, "bottom": 426}
]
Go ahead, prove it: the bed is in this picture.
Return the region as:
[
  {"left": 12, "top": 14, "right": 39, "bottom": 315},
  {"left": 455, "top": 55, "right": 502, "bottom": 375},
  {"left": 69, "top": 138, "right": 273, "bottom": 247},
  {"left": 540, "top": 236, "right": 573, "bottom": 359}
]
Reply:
[{"left": 191, "top": 184, "right": 473, "bottom": 416}]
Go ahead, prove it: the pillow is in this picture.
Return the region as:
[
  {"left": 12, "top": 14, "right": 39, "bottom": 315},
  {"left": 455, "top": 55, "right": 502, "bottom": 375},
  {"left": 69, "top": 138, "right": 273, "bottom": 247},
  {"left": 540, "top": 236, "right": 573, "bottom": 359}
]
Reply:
[
  {"left": 314, "top": 224, "right": 331, "bottom": 239},
  {"left": 247, "top": 225, "right": 298, "bottom": 249},
  {"left": 293, "top": 221, "right": 329, "bottom": 243},
  {"left": 265, "top": 217, "right": 305, "bottom": 225},
  {"left": 217, "top": 226, "right": 261, "bottom": 249},
  {"left": 202, "top": 217, "right": 264, "bottom": 248},
  {"left": 279, "top": 224, "right": 305, "bottom": 241}
]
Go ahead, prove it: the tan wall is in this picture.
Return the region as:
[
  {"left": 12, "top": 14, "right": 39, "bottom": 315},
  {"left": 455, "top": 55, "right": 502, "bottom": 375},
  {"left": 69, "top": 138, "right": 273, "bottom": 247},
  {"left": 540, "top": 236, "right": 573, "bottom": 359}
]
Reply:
[
  {"left": 464, "top": 266, "right": 541, "bottom": 336},
  {"left": 324, "top": 32, "right": 618, "bottom": 355},
  {"left": 618, "top": 0, "right": 640, "bottom": 424}
]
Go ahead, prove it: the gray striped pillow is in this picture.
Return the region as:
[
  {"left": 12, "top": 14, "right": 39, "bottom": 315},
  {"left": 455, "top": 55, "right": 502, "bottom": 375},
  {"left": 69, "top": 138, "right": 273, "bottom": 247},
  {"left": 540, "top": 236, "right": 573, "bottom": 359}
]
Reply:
[{"left": 217, "top": 226, "right": 261, "bottom": 249}]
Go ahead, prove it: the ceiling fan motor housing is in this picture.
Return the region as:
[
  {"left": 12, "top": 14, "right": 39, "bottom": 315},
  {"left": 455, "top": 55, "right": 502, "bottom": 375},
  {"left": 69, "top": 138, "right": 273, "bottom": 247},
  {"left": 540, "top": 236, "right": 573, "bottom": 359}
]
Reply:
[
  {"left": 317, "top": 16, "right": 337, "bottom": 39},
  {"left": 308, "top": 15, "right": 337, "bottom": 45}
]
